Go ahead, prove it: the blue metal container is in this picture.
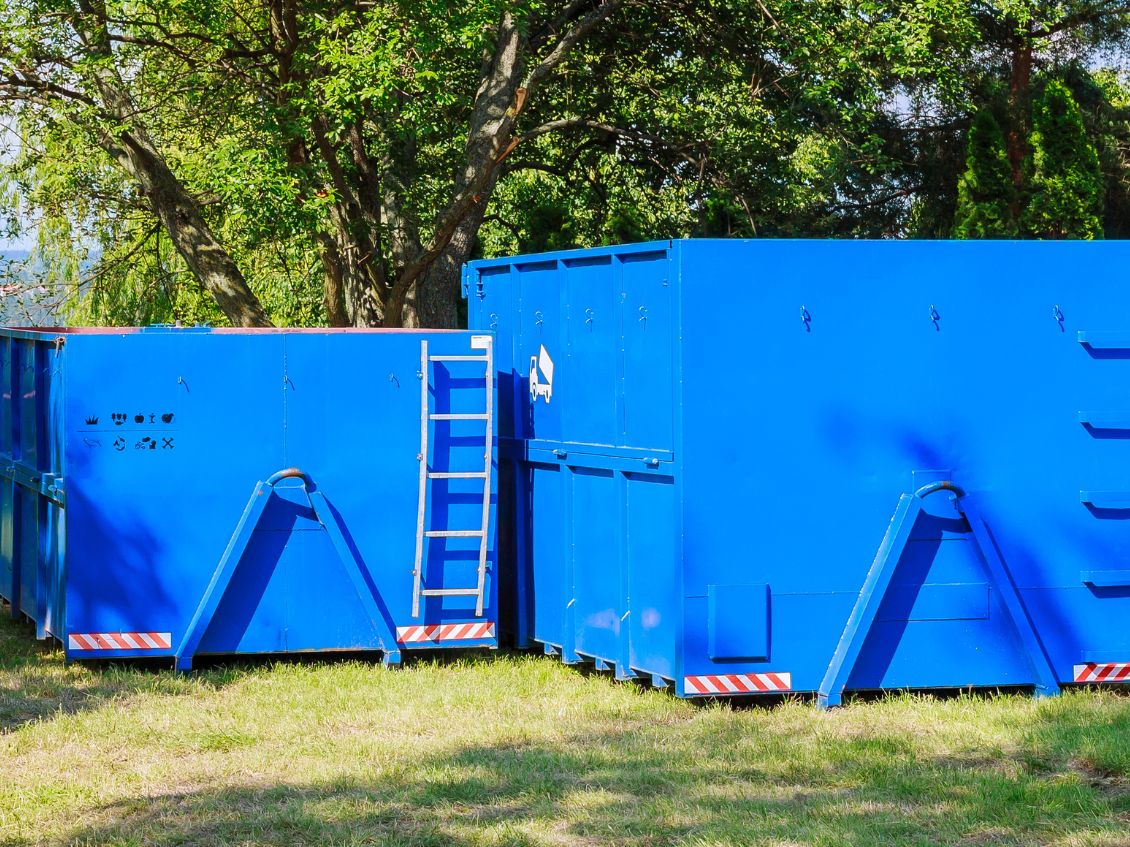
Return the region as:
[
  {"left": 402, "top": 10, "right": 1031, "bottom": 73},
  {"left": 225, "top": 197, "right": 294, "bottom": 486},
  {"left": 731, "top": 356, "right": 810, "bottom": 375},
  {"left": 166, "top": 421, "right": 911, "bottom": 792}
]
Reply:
[
  {"left": 0, "top": 327, "right": 498, "bottom": 667},
  {"left": 466, "top": 239, "right": 1130, "bottom": 704}
]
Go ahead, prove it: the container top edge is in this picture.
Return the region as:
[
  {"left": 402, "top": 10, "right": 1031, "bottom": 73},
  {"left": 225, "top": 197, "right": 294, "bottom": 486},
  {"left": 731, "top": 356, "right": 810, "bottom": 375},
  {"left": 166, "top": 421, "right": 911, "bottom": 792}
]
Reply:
[
  {"left": 463, "top": 235, "right": 1130, "bottom": 273},
  {"left": 0, "top": 327, "right": 478, "bottom": 338},
  {"left": 465, "top": 239, "right": 677, "bottom": 271}
]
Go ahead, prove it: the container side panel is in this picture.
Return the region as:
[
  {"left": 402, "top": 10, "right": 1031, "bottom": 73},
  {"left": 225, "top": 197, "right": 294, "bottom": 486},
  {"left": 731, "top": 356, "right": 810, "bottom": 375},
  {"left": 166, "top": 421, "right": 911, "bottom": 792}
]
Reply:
[
  {"left": 620, "top": 252, "right": 675, "bottom": 451},
  {"left": 527, "top": 463, "right": 568, "bottom": 649},
  {"left": 278, "top": 332, "right": 497, "bottom": 646},
  {"left": 0, "top": 478, "right": 13, "bottom": 607},
  {"left": 0, "top": 335, "right": 14, "bottom": 607},
  {"left": 677, "top": 239, "right": 1130, "bottom": 693},
  {"left": 515, "top": 262, "right": 566, "bottom": 442},
  {"left": 563, "top": 257, "right": 619, "bottom": 447},
  {"left": 16, "top": 487, "right": 37, "bottom": 616},
  {"left": 45, "top": 501, "right": 64, "bottom": 637},
  {"left": 63, "top": 333, "right": 285, "bottom": 653},
  {"left": 571, "top": 466, "right": 621, "bottom": 662},
  {"left": 17, "top": 339, "right": 39, "bottom": 466},
  {"left": 56, "top": 329, "right": 496, "bottom": 660},
  {"left": 473, "top": 266, "right": 515, "bottom": 436},
  {"left": 626, "top": 472, "right": 677, "bottom": 679},
  {"left": 468, "top": 244, "right": 681, "bottom": 679},
  {"left": 47, "top": 338, "right": 65, "bottom": 635}
]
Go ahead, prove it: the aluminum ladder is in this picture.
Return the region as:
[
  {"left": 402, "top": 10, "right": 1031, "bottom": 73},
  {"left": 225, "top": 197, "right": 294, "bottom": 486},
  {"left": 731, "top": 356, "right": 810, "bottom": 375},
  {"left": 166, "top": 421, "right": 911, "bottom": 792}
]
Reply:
[{"left": 411, "top": 334, "right": 493, "bottom": 618}]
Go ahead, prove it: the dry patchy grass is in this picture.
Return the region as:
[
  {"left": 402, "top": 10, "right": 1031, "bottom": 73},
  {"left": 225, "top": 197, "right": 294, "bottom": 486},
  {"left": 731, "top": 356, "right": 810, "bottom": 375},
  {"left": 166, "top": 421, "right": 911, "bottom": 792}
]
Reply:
[{"left": 1, "top": 613, "right": 1128, "bottom": 846}]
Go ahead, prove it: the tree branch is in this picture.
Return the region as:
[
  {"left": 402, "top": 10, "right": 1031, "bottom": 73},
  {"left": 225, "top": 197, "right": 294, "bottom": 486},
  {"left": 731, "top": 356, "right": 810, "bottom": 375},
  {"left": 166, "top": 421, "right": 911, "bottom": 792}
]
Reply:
[{"left": 523, "top": 0, "right": 625, "bottom": 92}]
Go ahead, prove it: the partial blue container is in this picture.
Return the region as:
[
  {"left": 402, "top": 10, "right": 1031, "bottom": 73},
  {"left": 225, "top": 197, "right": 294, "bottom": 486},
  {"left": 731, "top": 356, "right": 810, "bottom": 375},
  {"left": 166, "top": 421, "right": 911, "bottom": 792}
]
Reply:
[
  {"left": 466, "top": 239, "right": 1130, "bottom": 704},
  {"left": 0, "top": 326, "right": 498, "bottom": 667}
]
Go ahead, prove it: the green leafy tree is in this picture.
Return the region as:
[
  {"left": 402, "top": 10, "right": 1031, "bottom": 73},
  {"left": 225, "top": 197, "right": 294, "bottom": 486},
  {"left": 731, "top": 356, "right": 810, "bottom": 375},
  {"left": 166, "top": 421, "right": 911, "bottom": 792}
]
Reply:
[
  {"left": 0, "top": 0, "right": 628, "bottom": 327},
  {"left": 953, "top": 108, "right": 1018, "bottom": 237},
  {"left": 1024, "top": 79, "right": 1104, "bottom": 238}
]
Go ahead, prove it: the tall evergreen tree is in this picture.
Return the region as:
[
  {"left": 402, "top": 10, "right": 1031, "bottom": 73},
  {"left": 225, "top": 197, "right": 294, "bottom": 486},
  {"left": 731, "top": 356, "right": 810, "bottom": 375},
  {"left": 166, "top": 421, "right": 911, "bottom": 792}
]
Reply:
[
  {"left": 1024, "top": 80, "right": 1104, "bottom": 239},
  {"left": 953, "top": 108, "right": 1019, "bottom": 238}
]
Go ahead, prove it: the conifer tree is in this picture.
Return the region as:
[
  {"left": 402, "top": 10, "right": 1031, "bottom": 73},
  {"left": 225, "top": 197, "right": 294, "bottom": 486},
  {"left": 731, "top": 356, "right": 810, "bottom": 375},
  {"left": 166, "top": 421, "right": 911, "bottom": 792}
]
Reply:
[
  {"left": 1024, "top": 80, "right": 1104, "bottom": 239},
  {"left": 953, "top": 108, "right": 1019, "bottom": 238}
]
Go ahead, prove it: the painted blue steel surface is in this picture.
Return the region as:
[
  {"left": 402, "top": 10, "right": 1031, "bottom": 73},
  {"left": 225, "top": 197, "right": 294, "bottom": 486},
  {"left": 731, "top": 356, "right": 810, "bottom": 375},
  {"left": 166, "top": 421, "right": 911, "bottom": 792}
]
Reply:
[
  {"left": 0, "top": 328, "right": 497, "bottom": 662},
  {"left": 466, "top": 238, "right": 1130, "bottom": 700}
]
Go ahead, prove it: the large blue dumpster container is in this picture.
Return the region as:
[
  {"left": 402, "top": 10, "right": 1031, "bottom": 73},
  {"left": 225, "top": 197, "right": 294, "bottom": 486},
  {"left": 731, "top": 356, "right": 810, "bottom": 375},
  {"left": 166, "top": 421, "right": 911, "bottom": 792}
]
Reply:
[
  {"left": 466, "top": 239, "right": 1130, "bottom": 704},
  {"left": 0, "top": 327, "right": 498, "bottom": 667}
]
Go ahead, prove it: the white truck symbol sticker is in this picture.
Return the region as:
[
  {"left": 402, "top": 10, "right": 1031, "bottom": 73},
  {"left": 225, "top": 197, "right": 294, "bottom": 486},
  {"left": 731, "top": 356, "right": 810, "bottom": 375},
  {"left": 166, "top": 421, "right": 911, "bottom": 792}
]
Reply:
[{"left": 529, "top": 345, "right": 554, "bottom": 403}]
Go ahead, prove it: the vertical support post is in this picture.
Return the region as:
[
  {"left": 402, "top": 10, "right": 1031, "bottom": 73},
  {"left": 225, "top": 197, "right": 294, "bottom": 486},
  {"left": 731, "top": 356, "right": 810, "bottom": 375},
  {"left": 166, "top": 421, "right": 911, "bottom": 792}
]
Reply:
[{"left": 411, "top": 340, "right": 429, "bottom": 618}]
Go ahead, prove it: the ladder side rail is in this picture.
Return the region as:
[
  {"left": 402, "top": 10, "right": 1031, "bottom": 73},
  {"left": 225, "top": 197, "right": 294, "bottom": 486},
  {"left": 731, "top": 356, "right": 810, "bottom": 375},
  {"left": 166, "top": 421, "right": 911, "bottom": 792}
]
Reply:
[
  {"left": 411, "top": 340, "right": 429, "bottom": 618},
  {"left": 474, "top": 336, "right": 494, "bottom": 616}
]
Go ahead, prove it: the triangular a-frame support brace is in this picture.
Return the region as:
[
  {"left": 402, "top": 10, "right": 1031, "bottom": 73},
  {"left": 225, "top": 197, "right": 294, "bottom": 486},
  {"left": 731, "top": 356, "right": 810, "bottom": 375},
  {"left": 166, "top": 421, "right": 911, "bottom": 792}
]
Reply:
[
  {"left": 816, "top": 480, "right": 1059, "bottom": 709},
  {"left": 174, "top": 468, "right": 401, "bottom": 671}
]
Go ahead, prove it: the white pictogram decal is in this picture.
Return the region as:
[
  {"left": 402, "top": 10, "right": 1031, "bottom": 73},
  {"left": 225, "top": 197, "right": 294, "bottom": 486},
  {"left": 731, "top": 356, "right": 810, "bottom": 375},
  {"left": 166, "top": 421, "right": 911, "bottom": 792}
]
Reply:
[{"left": 529, "top": 345, "right": 554, "bottom": 403}]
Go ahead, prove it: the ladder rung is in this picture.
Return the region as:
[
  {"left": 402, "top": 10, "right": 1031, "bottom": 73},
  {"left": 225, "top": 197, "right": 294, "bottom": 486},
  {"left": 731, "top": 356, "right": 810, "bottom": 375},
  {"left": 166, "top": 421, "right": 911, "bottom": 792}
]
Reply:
[
  {"left": 425, "top": 529, "right": 484, "bottom": 537},
  {"left": 430, "top": 413, "right": 488, "bottom": 421},
  {"left": 420, "top": 588, "right": 481, "bottom": 597},
  {"left": 428, "top": 471, "right": 488, "bottom": 479},
  {"left": 429, "top": 355, "right": 488, "bottom": 363}
]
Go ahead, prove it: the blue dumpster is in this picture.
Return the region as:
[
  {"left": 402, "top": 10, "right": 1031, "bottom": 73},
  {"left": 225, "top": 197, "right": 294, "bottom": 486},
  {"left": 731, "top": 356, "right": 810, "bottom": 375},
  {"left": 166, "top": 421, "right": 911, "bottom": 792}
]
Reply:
[
  {"left": 0, "top": 327, "right": 498, "bottom": 667},
  {"left": 466, "top": 239, "right": 1130, "bottom": 704}
]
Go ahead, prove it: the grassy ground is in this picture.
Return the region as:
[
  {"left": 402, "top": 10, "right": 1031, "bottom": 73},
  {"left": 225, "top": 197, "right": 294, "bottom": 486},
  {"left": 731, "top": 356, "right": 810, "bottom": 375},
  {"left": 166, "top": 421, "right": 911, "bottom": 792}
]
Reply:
[{"left": 1, "top": 615, "right": 1128, "bottom": 847}]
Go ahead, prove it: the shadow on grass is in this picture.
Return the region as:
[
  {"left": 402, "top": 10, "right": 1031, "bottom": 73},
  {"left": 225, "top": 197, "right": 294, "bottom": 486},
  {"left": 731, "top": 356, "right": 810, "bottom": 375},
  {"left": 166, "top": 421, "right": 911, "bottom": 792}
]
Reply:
[
  {"left": 19, "top": 699, "right": 1130, "bottom": 847},
  {"left": 0, "top": 609, "right": 245, "bottom": 733},
  {"left": 0, "top": 608, "right": 500, "bottom": 733}
]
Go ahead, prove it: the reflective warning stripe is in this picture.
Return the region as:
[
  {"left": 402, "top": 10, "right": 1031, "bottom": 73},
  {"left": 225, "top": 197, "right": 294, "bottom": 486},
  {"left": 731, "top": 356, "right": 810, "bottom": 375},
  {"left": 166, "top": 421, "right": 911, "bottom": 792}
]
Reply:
[
  {"left": 396, "top": 622, "right": 496, "bottom": 644},
  {"left": 1074, "top": 662, "right": 1130, "bottom": 683},
  {"left": 68, "top": 632, "right": 172, "bottom": 651},
  {"left": 684, "top": 672, "right": 792, "bottom": 695}
]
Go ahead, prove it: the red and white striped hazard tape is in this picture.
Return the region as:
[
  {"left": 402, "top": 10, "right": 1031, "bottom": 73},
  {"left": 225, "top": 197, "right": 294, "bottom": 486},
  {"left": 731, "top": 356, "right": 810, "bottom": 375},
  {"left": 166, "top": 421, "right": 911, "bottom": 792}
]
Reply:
[
  {"left": 684, "top": 672, "right": 792, "bottom": 695},
  {"left": 68, "top": 632, "right": 172, "bottom": 651},
  {"left": 1074, "top": 662, "right": 1130, "bottom": 683},
  {"left": 396, "top": 622, "right": 495, "bottom": 644}
]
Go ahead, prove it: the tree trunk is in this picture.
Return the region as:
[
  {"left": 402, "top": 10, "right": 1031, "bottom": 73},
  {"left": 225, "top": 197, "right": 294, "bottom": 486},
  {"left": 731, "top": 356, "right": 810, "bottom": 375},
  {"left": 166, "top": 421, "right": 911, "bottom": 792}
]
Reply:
[
  {"left": 1006, "top": 27, "right": 1033, "bottom": 218},
  {"left": 383, "top": 1, "right": 622, "bottom": 327},
  {"left": 412, "top": 192, "right": 494, "bottom": 328},
  {"left": 76, "top": 0, "right": 272, "bottom": 327},
  {"left": 101, "top": 130, "right": 273, "bottom": 327},
  {"left": 316, "top": 233, "right": 349, "bottom": 326},
  {"left": 383, "top": 14, "right": 524, "bottom": 327}
]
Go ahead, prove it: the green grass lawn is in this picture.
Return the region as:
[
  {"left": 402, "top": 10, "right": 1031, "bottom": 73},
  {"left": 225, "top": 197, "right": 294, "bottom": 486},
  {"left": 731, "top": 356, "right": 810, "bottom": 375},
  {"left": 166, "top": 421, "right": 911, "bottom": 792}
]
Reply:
[{"left": 1, "top": 614, "right": 1128, "bottom": 846}]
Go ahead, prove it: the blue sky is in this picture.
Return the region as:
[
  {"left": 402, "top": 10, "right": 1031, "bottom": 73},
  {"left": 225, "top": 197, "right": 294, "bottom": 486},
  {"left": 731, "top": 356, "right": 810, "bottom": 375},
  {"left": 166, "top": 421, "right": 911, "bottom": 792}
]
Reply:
[{"left": 0, "top": 235, "right": 33, "bottom": 253}]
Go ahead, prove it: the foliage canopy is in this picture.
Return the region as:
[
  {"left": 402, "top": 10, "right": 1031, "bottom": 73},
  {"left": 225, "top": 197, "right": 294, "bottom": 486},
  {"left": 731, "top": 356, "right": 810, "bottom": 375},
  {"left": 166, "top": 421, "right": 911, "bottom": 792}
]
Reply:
[{"left": 1, "top": 1, "right": 1129, "bottom": 326}]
